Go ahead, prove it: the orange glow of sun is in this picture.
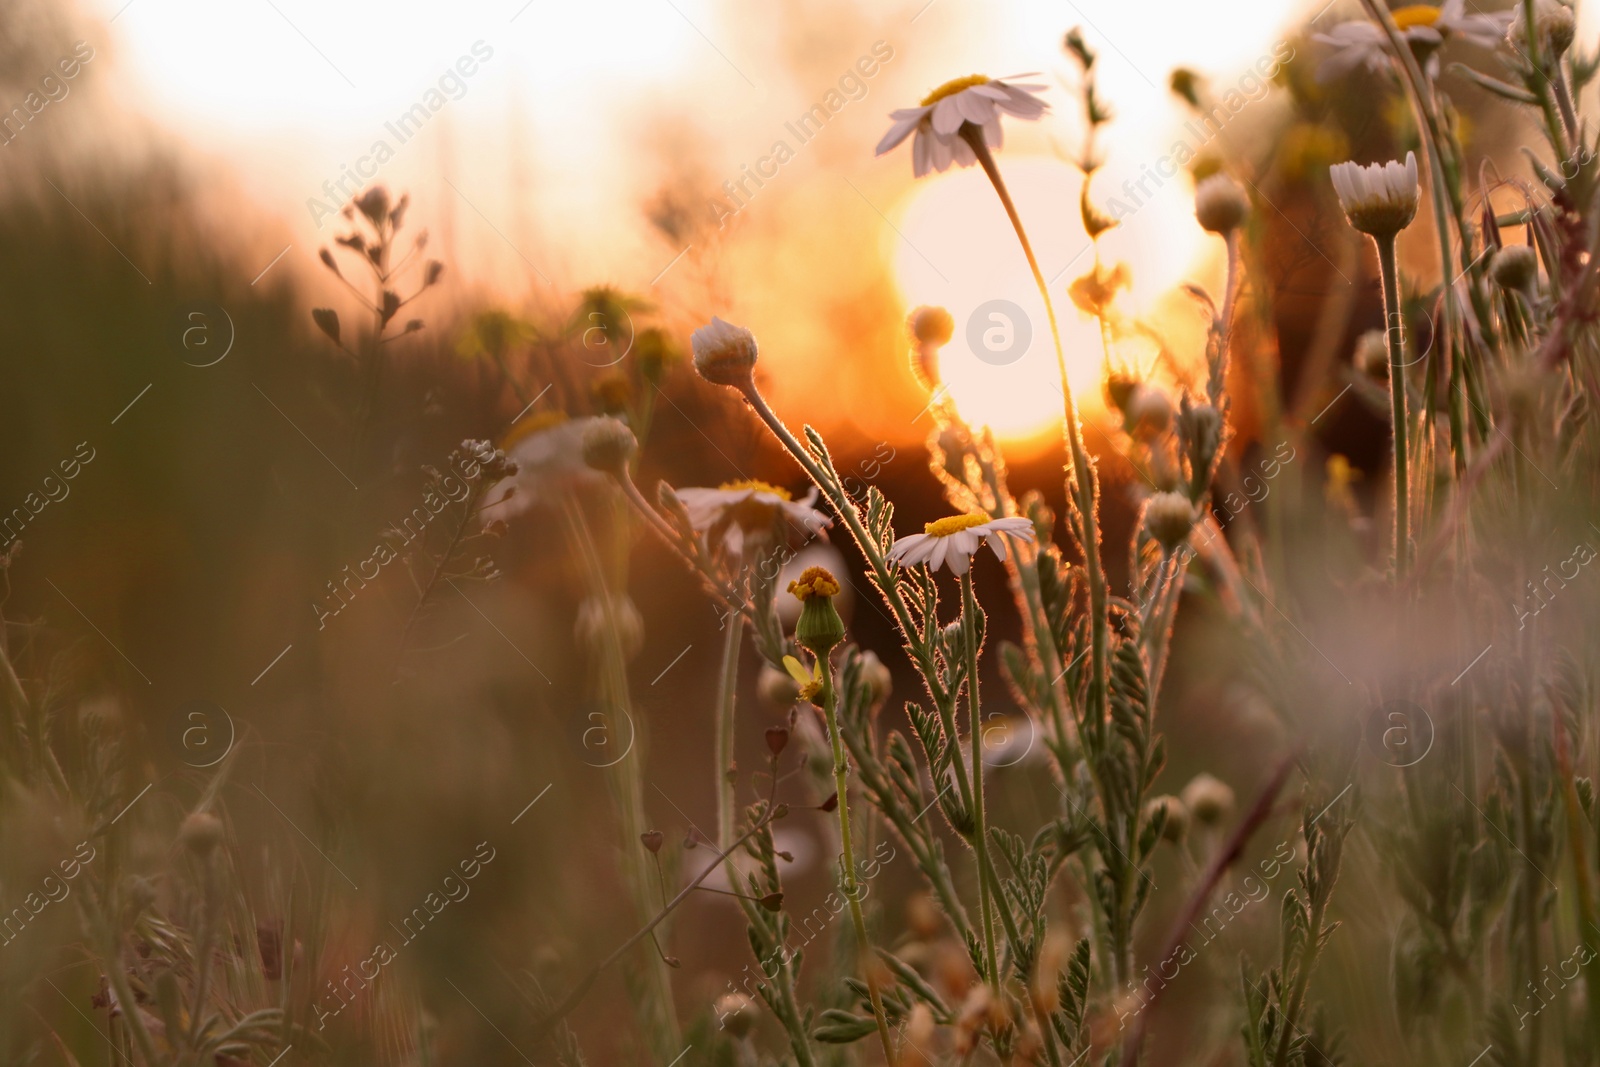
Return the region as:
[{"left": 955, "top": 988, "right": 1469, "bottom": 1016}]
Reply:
[{"left": 890, "top": 156, "right": 1208, "bottom": 441}]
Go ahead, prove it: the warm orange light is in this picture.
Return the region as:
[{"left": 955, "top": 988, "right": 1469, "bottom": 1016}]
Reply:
[{"left": 890, "top": 157, "right": 1207, "bottom": 441}]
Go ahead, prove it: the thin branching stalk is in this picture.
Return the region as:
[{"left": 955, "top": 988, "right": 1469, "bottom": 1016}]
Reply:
[{"left": 959, "top": 571, "right": 1002, "bottom": 991}]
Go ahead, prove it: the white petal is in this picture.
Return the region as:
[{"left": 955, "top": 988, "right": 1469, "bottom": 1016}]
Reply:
[
  {"left": 931, "top": 97, "right": 966, "bottom": 136},
  {"left": 954, "top": 88, "right": 996, "bottom": 125},
  {"left": 987, "top": 533, "right": 1008, "bottom": 562},
  {"left": 913, "top": 128, "right": 933, "bottom": 177},
  {"left": 875, "top": 111, "right": 925, "bottom": 155},
  {"left": 947, "top": 543, "right": 972, "bottom": 575}
]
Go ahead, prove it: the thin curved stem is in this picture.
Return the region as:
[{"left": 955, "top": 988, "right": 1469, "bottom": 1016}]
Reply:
[
  {"left": 961, "top": 124, "right": 1110, "bottom": 746},
  {"left": 1375, "top": 235, "right": 1411, "bottom": 580},
  {"left": 818, "top": 654, "right": 896, "bottom": 1065},
  {"left": 960, "top": 570, "right": 1002, "bottom": 991}
]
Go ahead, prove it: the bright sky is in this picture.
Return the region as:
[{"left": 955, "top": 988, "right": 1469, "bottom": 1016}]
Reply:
[{"left": 90, "top": 0, "right": 1307, "bottom": 435}]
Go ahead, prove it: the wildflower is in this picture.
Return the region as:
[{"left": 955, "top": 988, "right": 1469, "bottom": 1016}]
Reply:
[
  {"left": 574, "top": 593, "right": 644, "bottom": 662},
  {"left": 1144, "top": 794, "right": 1190, "bottom": 843},
  {"left": 858, "top": 649, "right": 893, "bottom": 707},
  {"left": 673, "top": 480, "right": 831, "bottom": 556},
  {"left": 757, "top": 663, "right": 801, "bottom": 707},
  {"left": 887, "top": 514, "right": 1036, "bottom": 575},
  {"left": 1181, "top": 772, "right": 1235, "bottom": 825},
  {"left": 716, "top": 992, "right": 758, "bottom": 1038},
  {"left": 1490, "top": 244, "right": 1539, "bottom": 292},
  {"left": 1329, "top": 152, "right": 1420, "bottom": 238},
  {"left": 1144, "top": 492, "right": 1196, "bottom": 552},
  {"left": 691, "top": 316, "right": 758, "bottom": 388},
  {"left": 1509, "top": 0, "right": 1577, "bottom": 57},
  {"left": 1314, "top": 1, "right": 1511, "bottom": 80},
  {"left": 180, "top": 811, "right": 225, "bottom": 857},
  {"left": 634, "top": 327, "right": 680, "bottom": 384},
  {"left": 591, "top": 371, "right": 632, "bottom": 413},
  {"left": 789, "top": 565, "right": 846, "bottom": 656},
  {"left": 1354, "top": 329, "right": 1390, "bottom": 376},
  {"left": 580, "top": 417, "right": 637, "bottom": 476},
  {"left": 1194, "top": 173, "right": 1250, "bottom": 235},
  {"left": 875, "top": 74, "right": 1049, "bottom": 178},
  {"left": 908, "top": 305, "right": 955, "bottom": 389},
  {"left": 908, "top": 305, "right": 955, "bottom": 348},
  {"left": 483, "top": 413, "right": 609, "bottom": 521},
  {"left": 1125, "top": 385, "right": 1173, "bottom": 440},
  {"left": 1068, "top": 261, "right": 1131, "bottom": 317}
]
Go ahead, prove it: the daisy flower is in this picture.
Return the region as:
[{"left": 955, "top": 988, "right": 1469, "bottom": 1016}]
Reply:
[
  {"left": 886, "top": 513, "right": 1036, "bottom": 575},
  {"left": 1314, "top": 0, "right": 1511, "bottom": 80},
  {"left": 1329, "top": 152, "right": 1420, "bottom": 237},
  {"left": 483, "top": 412, "right": 611, "bottom": 521},
  {"left": 674, "top": 479, "right": 831, "bottom": 556},
  {"left": 875, "top": 74, "right": 1048, "bottom": 178}
]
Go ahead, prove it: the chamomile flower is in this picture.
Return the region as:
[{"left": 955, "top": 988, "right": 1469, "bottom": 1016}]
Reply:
[
  {"left": 1329, "top": 152, "right": 1420, "bottom": 237},
  {"left": 483, "top": 412, "right": 611, "bottom": 521},
  {"left": 1314, "top": 1, "right": 1510, "bottom": 80},
  {"left": 887, "top": 514, "right": 1036, "bottom": 575},
  {"left": 674, "top": 480, "right": 831, "bottom": 556},
  {"left": 875, "top": 74, "right": 1049, "bottom": 178}
]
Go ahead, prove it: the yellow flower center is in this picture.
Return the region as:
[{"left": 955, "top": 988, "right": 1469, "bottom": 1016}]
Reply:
[
  {"left": 502, "top": 410, "right": 568, "bottom": 449},
  {"left": 925, "top": 513, "right": 991, "bottom": 537},
  {"left": 719, "top": 479, "right": 791, "bottom": 501},
  {"left": 921, "top": 74, "right": 990, "bottom": 107},
  {"left": 789, "top": 566, "right": 841, "bottom": 601},
  {"left": 1391, "top": 4, "right": 1442, "bottom": 30}
]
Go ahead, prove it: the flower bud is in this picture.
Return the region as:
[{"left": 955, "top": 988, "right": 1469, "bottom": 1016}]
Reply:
[
  {"left": 574, "top": 593, "right": 644, "bottom": 662},
  {"left": 1143, "top": 491, "right": 1196, "bottom": 552},
  {"left": 1194, "top": 174, "right": 1249, "bottom": 235},
  {"left": 908, "top": 305, "right": 955, "bottom": 347},
  {"left": 180, "top": 811, "right": 224, "bottom": 857},
  {"left": 580, "top": 417, "right": 638, "bottom": 476},
  {"left": 1181, "top": 772, "right": 1235, "bottom": 825},
  {"left": 1144, "top": 794, "right": 1190, "bottom": 843},
  {"left": 716, "top": 992, "right": 757, "bottom": 1037},
  {"left": 1125, "top": 385, "right": 1173, "bottom": 439},
  {"left": 757, "top": 664, "right": 800, "bottom": 708},
  {"left": 858, "top": 650, "right": 892, "bottom": 707},
  {"left": 789, "top": 567, "right": 846, "bottom": 656},
  {"left": 1490, "top": 244, "right": 1538, "bottom": 293},
  {"left": 691, "top": 316, "right": 758, "bottom": 389}
]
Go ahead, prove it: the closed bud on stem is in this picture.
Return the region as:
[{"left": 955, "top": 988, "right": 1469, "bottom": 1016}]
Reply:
[
  {"left": 789, "top": 566, "right": 846, "bottom": 656},
  {"left": 180, "top": 811, "right": 224, "bottom": 857},
  {"left": 691, "top": 316, "right": 759, "bottom": 389},
  {"left": 1194, "top": 173, "right": 1250, "bottom": 234},
  {"left": 580, "top": 417, "right": 638, "bottom": 476}
]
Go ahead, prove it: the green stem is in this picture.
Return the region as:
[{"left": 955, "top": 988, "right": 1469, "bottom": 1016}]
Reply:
[
  {"left": 960, "top": 571, "right": 1002, "bottom": 992},
  {"left": 715, "top": 611, "right": 744, "bottom": 852},
  {"left": 818, "top": 654, "right": 895, "bottom": 1065},
  {"left": 1375, "top": 235, "right": 1411, "bottom": 581},
  {"left": 963, "top": 126, "right": 1110, "bottom": 747}
]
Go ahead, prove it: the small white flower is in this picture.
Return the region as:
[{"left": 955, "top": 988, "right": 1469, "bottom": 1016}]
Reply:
[
  {"left": 887, "top": 513, "right": 1036, "bottom": 575},
  {"left": 1314, "top": 1, "right": 1510, "bottom": 80},
  {"left": 674, "top": 479, "right": 831, "bottom": 556},
  {"left": 1329, "top": 151, "right": 1420, "bottom": 237},
  {"left": 484, "top": 414, "right": 610, "bottom": 521},
  {"left": 875, "top": 74, "right": 1048, "bottom": 178},
  {"left": 690, "top": 316, "right": 758, "bottom": 387}
]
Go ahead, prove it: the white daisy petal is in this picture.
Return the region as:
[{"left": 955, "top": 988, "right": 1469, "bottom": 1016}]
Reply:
[
  {"left": 875, "top": 111, "right": 926, "bottom": 155},
  {"left": 931, "top": 97, "right": 967, "bottom": 135},
  {"left": 876, "top": 76, "right": 1048, "bottom": 179}
]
